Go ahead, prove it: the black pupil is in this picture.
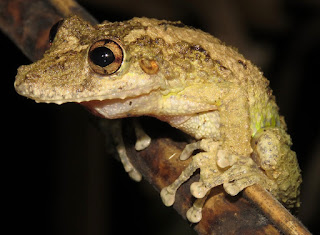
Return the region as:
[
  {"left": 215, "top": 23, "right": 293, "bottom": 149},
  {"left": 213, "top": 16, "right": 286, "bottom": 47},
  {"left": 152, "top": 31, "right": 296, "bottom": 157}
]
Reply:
[{"left": 89, "top": 47, "right": 115, "bottom": 67}]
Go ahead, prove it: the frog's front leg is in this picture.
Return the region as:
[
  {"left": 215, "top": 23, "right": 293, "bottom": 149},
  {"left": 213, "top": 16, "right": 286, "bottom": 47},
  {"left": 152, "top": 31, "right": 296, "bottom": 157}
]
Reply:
[
  {"left": 160, "top": 138, "right": 274, "bottom": 223},
  {"left": 110, "top": 120, "right": 141, "bottom": 181},
  {"left": 133, "top": 119, "right": 151, "bottom": 151},
  {"left": 160, "top": 139, "right": 221, "bottom": 206},
  {"left": 186, "top": 191, "right": 209, "bottom": 223},
  {"left": 109, "top": 119, "right": 151, "bottom": 182}
]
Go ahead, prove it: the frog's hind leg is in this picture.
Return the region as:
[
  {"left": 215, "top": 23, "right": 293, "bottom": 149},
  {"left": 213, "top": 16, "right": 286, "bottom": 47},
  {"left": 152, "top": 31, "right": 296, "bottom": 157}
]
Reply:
[{"left": 251, "top": 127, "right": 302, "bottom": 207}]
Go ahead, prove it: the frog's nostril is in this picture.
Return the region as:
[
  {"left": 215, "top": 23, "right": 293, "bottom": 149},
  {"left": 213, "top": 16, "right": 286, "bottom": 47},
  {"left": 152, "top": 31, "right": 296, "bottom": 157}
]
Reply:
[
  {"left": 139, "top": 59, "right": 159, "bottom": 75},
  {"left": 25, "top": 72, "right": 41, "bottom": 80}
]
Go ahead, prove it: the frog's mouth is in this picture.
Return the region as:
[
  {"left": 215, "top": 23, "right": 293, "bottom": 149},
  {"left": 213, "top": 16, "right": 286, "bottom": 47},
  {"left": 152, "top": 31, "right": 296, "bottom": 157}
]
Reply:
[
  {"left": 14, "top": 78, "right": 160, "bottom": 106},
  {"left": 15, "top": 80, "right": 162, "bottom": 120},
  {"left": 14, "top": 61, "right": 164, "bottom": 106},
  {"left": 14, "top": 65, "right": 163, "bottom": 119},
  {"left": 80, "top": 91, "right": 162, "bottom": 119}
]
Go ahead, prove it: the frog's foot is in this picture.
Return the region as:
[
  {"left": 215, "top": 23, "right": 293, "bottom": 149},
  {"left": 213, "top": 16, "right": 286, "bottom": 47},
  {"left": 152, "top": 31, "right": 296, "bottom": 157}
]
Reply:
[
  {"left": 191, "top": 155, "right": 265, "bottom": 198},
  {"left": 160, "top": 154, "right": 205, "bottom": 206},
  {"left": 161, "top": 139, "right": 221, "bottom": 206},
  {"left": 133, "top": 119, "right": 151, "bottom": 151},
  {"left": 160, "top": 155, "right": 202, "bottom": 206},
  {"left": 112, "top": 119, "right": 151, "bottom": 181},
  {"left": 186, "top": 192, "right": 209, "bottom": 223},
  {"left": 161, "top": 139, "right": 269, "bottom": 223},
  {"left": 116, "top": 141, "right": 142, "bottom": 182}
]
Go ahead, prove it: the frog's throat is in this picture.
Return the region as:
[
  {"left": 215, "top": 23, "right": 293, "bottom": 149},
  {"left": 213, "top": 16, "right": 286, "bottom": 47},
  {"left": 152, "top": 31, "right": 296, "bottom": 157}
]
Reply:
[{"left": 80, "top": 92, "right": 161, "bottom": 119}]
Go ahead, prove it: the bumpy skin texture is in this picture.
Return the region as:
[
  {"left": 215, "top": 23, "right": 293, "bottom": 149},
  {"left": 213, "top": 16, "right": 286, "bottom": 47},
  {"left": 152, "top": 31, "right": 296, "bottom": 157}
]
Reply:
[{"left": 15, "top": 16, "right": 301, "bottom": 222}]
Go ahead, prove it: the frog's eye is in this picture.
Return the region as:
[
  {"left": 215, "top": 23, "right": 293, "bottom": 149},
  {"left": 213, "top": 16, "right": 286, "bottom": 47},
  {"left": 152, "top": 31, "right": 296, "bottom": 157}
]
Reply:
[
  {"left": 49, "top": 19, "right": 64, "bottom": 44},
  {"left": 88, "top": 39, "right": 124, "bottom": 75}
]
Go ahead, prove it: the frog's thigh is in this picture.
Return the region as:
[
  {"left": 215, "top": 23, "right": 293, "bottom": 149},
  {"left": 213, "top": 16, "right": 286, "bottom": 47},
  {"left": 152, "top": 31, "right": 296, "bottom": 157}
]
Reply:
[
  {"left": 251, "top": 127, "right": 301, "bottom": 204},
  {"left": 252, "top": 127, "right": 287, "bottom": 173}
]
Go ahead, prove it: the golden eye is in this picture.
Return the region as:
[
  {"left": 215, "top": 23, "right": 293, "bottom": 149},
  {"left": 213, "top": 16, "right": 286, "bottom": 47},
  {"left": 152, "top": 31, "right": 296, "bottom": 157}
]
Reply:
[{"left": 88, "top": 39, "right": 124, "bottom": 75}]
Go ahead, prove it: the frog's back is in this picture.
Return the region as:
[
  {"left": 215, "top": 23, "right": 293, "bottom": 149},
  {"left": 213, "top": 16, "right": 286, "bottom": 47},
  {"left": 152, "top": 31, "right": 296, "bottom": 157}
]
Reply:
[{"left": 129, "top": 18, "right": 281, "bottom": 135}]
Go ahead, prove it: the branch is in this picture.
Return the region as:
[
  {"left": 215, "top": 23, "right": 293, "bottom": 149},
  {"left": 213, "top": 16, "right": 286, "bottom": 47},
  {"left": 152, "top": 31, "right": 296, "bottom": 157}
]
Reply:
[
  {"left": 122, "top": 118, "right": 311, "bottom": 234},
  {"left": 0, "top": 0, "right": 311, "bottom": 234},
  {"left": 0, "top": 0, "right": 97, "bottom": 61}
]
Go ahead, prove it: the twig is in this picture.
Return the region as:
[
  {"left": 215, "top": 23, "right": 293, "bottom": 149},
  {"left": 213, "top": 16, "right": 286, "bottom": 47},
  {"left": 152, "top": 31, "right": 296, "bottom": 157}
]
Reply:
[{"left": 243, "top": 185, "right": 311, "bottom": 235}]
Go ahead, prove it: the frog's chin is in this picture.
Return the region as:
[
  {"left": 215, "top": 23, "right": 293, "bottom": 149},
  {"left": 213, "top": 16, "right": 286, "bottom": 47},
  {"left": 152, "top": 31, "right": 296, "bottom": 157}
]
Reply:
[{"left": 15, "top": 73, "right": 163, "bottom": 105}]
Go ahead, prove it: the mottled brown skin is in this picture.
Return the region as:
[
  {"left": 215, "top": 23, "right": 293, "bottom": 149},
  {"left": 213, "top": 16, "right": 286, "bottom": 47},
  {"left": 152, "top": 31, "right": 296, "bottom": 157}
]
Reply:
[{"left": 14, "top": 16, "right": 301, "bottom": 222}]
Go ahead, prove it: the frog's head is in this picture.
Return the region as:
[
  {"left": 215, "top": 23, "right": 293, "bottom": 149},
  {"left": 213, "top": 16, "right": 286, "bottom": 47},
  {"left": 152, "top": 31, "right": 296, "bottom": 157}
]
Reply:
[
  {"left": 15, "top": 16, "right": 219, "bottom": 118},
  {"left": 15, "top": 16, "right": 167, "bottom": 102}
]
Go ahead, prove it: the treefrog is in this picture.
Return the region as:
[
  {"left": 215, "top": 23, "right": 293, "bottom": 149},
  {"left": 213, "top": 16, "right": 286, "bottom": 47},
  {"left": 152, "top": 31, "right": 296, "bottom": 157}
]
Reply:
[{"left": 14, "top": 16, "right": 301, "bottom": 223}]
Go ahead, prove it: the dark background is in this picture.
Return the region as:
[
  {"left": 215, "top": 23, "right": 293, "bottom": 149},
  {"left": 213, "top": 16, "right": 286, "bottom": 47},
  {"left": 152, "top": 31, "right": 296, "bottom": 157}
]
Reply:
[{"left": 2, "top": 0, "right": 319, "bottom": 234}]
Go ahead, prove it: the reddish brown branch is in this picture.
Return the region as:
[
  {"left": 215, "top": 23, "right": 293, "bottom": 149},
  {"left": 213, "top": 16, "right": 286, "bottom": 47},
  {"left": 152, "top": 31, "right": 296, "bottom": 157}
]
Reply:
[
  {"left": 243, "top": 185, "right": 310, "bottom": 235},
  {"left": 0, "top": 0, "right": 97, "bottom": 61}
]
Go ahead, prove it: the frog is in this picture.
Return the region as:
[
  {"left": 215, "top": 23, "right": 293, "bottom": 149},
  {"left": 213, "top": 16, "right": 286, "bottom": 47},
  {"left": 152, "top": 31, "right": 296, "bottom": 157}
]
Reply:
[{"left": 14, "top": 16, "right": 301, "bottom": 223}]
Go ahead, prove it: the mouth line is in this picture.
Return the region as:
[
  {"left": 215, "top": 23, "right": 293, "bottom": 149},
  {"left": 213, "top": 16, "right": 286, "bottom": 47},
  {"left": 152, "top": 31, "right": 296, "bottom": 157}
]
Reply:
[{"left": 31, "top": 95, "right": 118, "bottom": 105}]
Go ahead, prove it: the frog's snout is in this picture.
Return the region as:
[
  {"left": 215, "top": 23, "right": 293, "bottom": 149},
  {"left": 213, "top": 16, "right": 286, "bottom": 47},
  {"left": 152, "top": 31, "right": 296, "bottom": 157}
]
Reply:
[
  {"left": 15, "top": 64, "right": 45, "bottom": 102},
  {"left": 15, "top": 65, "right": 29, "bottom": 92}
]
